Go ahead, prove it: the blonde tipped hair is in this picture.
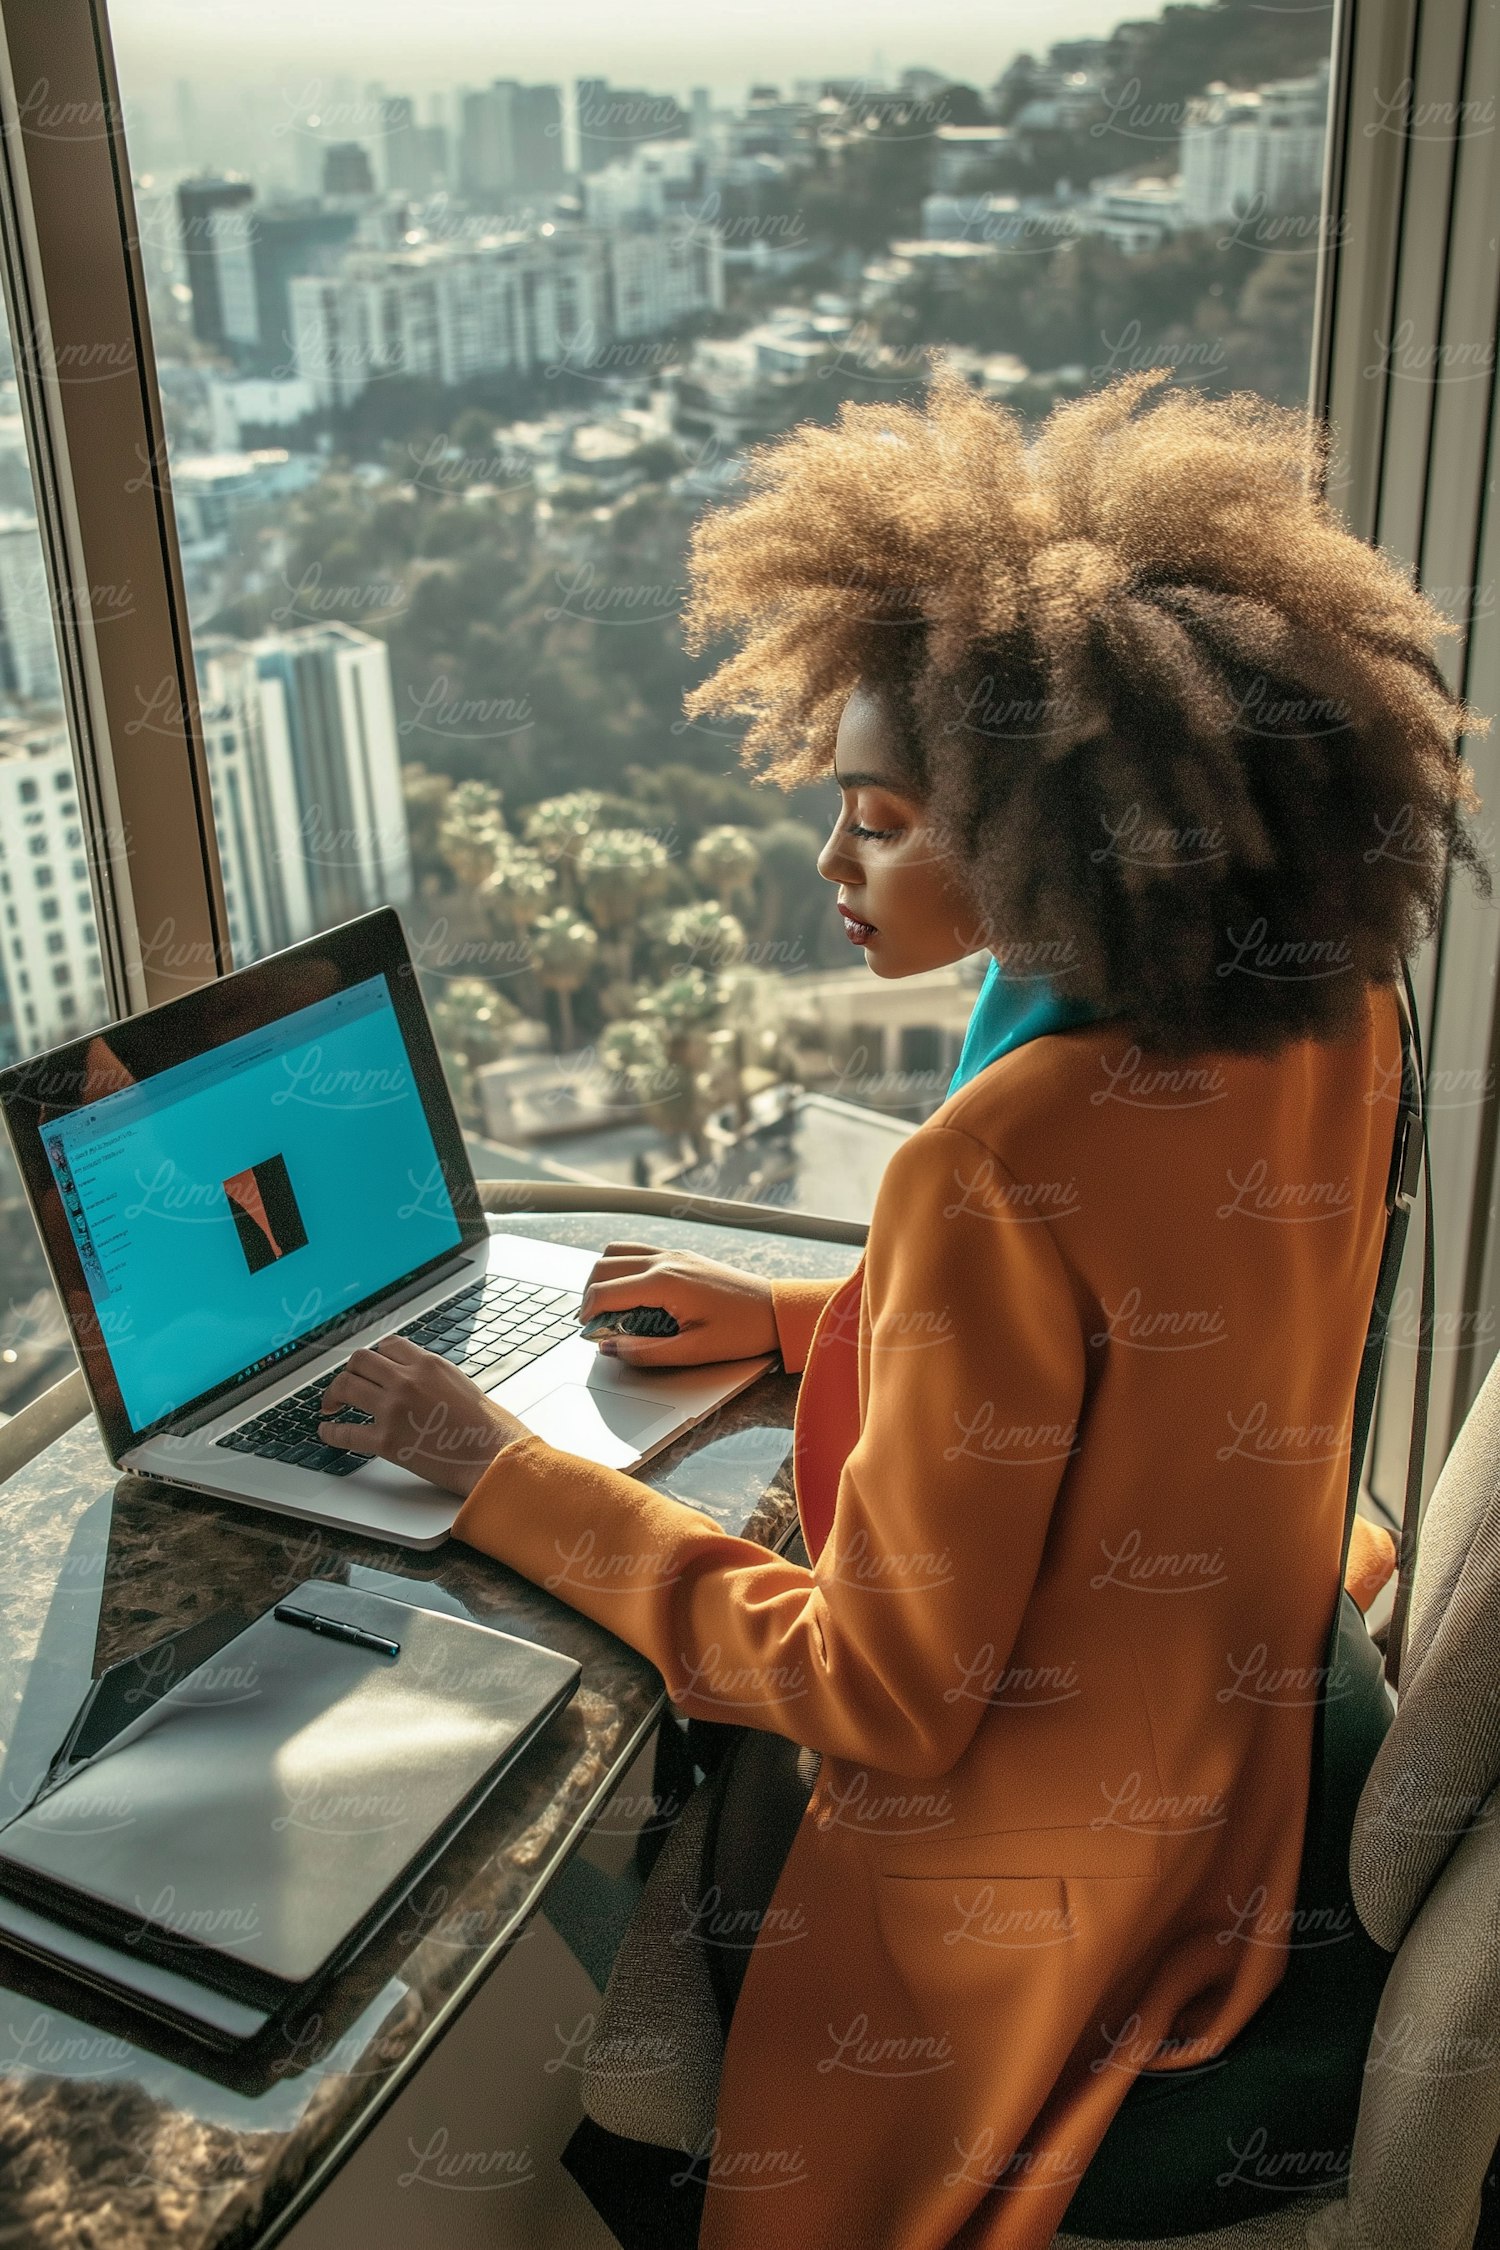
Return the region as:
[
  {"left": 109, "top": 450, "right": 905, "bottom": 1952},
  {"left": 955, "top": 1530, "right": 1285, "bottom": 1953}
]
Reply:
[{"left": 683, "top": 364, "right": 1489, "bottom": 1053}]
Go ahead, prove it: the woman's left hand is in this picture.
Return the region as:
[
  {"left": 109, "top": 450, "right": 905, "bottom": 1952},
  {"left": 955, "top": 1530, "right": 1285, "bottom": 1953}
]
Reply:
[{"left": 317, "top": 1336, "right": 531, "bottom": 1498}]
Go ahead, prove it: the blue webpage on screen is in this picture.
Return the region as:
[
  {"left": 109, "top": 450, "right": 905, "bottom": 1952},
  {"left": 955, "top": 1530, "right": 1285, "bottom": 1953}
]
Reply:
[{"left": 43, "top": 975, "right": 462, "bottom": 1432}]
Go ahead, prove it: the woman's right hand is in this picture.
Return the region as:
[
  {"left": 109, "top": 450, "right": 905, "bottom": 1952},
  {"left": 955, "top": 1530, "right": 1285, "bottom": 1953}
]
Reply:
[{"left": 576, "top": 1241, "right": 779, "bottom": 1367}]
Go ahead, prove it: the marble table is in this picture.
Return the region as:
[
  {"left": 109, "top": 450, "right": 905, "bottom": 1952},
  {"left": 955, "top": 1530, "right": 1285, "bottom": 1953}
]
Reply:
[{"left": 0, "top": 1209, "right": 859, "bottom": 2249}]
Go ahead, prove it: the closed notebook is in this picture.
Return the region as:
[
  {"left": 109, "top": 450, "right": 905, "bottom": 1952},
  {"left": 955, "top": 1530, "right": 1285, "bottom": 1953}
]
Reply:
[{"left": 0, "top": 1580, "right": 580, "bottom": 2046}]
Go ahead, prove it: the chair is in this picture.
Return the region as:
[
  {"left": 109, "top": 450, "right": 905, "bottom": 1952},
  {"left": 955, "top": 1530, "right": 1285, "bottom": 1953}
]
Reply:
[{"left": 1053, "top": 1342, "right": 1500, "bottom": 2250}]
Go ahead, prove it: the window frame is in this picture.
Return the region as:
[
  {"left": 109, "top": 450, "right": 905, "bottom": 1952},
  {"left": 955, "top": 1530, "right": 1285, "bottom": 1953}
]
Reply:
[{"left": 0, "top": 0, "right": 1495, "bottom": 1510}]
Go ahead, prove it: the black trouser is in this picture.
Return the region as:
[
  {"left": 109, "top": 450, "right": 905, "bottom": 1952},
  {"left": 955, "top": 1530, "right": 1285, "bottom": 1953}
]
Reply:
[{"left": 562, "top": 1716, "right": 814, "bottom": 2247}]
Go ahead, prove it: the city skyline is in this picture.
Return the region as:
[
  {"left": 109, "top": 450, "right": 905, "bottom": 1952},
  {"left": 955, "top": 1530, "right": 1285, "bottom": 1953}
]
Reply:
[{"left": 110, "top": 0, "right": 1132, "bottom": 103}]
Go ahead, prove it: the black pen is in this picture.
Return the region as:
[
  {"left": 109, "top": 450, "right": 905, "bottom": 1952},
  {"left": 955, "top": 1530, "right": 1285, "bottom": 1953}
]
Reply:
[{"left": 274, "top": 1604, "right": 400, "bottom": 1659}]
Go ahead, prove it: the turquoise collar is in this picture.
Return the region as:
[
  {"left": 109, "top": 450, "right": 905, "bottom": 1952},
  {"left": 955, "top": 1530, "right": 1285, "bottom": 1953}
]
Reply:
[{"left": 946, "top": 954, "right": 1104, "bottom": 1097}]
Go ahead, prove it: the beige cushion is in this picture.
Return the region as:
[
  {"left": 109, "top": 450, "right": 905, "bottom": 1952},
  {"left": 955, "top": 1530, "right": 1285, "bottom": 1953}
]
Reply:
[
  {"left": 579, "top": 1771, "right": 724, "bottom": 2153},
  {"left": 1343, "top": 1782, "right": 1500, "bottom": 2250},
  {"left": 1352, "top": 1355, "right": 1500, "bottom": 1951},
  {"left": 1404, "top": 1347, "right": 1500, "bottom": 1683}
]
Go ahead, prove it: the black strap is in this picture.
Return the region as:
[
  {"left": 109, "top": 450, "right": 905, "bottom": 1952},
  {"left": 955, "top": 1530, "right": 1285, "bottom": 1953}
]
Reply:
[
  {"left": 1331, "top": 963, "right": 1431, "bottom": 1695},
  {"left": 1381, "top": 961, "right": 1435, "bottom": 1690}
]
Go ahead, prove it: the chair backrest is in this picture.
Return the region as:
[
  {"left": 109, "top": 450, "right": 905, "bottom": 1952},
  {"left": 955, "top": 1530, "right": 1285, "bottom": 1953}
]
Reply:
[{"left": 1343, "top": 1343, "right": 1500, "bottom": 2250}]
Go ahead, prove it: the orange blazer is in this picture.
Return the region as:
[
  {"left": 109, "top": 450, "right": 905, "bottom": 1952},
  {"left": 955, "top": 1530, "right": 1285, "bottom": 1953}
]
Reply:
[{"left": 452, "top": 980, "right": 1402, "bottom": 2248}]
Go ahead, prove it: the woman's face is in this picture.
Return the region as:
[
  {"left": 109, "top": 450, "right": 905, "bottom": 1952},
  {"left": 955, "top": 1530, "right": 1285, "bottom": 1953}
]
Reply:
[{"left": 815, "top": 685, "right": 979, "bottom": 978}]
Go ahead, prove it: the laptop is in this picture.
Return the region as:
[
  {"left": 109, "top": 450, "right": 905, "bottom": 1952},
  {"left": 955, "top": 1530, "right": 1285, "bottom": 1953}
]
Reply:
[{"left": 0, "top": 906, "right": 774, "bottom": 1549}]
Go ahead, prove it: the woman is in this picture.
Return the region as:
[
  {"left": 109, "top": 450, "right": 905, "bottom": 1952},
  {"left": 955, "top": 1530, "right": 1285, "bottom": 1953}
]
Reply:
[{"left": 317, "top": 367, "right": 1488, "bottom": 2248}]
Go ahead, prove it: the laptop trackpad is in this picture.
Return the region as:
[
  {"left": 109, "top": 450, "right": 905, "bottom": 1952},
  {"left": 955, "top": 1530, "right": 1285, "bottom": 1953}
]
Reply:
[{"left": 517, "top": 1383, "right": 681, "bottom": 1468}]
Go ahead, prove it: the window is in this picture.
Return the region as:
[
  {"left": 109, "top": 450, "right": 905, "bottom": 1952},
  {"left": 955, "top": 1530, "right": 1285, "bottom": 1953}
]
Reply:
[
  {"left": 105, "top": 0, "right": 1339, "bottom": 1231},
  {"left": 0, "top": 320, "right": 110, "bottom": 1421},
  {"left": 1, "top": 0, "right": 1495, "bottom": 1484}
]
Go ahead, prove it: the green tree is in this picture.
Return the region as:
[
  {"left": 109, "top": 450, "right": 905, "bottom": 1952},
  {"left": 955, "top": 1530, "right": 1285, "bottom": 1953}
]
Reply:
[
  {"left": 402, "top": 762, "right": 455, "bottom": 888},
  {"left": 482, "top": 841, "right": 557, "bottom": 932},
  {"left": 657, "top": 899, "right": 747, "bottom": 973},
  {"left": 522, "top": 791, "right": 606, "bottom": 904},
  {"left": 690, "top": 824, "right": 762, "bottom": 910},
  {"left": 530, "top": 908, "right": 599, "bottom": 1053},
  {"left": 439, "top": 780, "right": 507, "bottom": 890},
  {"left": 429, "top": 977, "right": 520, "bottom": 1129},
  {"left": 576, "top": 827, "right": 673, "bottom": 982}
]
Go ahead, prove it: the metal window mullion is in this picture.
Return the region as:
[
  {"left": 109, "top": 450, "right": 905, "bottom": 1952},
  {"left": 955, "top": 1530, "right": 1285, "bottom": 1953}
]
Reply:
[
  {"left": 1351, "top": 0, "right": 1500, "bottom": 1501},
  {"left": 0, "top": 0, "right": 230, "bottom": 1021}
]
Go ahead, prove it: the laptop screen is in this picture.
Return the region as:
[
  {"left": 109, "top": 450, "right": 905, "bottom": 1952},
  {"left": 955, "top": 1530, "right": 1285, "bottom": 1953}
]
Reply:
[
  {"left": 42, "top": 974, "right": 463, "bottom": 1433},
  {"left": 0, "top": 908, "right": 486, "bottom": 1455}
]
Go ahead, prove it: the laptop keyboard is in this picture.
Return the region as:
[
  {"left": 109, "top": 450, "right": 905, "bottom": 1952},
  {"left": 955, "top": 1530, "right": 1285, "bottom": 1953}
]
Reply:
[{"left": 215, "top": 1274, "right": 584, "bottom": 1478}]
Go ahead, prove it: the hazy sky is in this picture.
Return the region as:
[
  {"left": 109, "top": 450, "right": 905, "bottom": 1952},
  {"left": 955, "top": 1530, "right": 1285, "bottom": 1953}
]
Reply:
[{"left": 109, "top": 0, "right": 1137, "bottom": 103}]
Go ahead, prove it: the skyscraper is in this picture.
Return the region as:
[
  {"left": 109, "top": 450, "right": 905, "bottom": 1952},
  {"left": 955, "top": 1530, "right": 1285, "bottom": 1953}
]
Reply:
[
  {"left": 249, "top": 202, "right": 359, "bottom": 375},
  {"left": 244, "top": 624, "right": 412, "bottom": 930},
  {"left": 0, "top": 721, "right": 104, "bottom": 1061},
  {"left": 576, "top": 79, "right": 689, "bottom": 176},
  {"left": 176, "top": 177, "right": 257, "bottom": 354},
  {"left": 457, "top": 83, "right": 561, "bottom": 200},
  {"left": 513, "top": 84, "right": 565, "bottom": 191},
  {"left": 196, "top": 636, "right": 313, "bottom": 961},
  {"left": 321, "top": 143, "right": 376, "bottom": 200},
  {"left": 0, "top": 512, "right": 60, "bottom": 704},
  {"left": 460, "top": 84, "right": 516, "bottom": 200}
]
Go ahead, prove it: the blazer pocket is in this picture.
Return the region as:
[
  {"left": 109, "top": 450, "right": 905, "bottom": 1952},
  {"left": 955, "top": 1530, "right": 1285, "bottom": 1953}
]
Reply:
[
  {"left": 875, "top": 1871, "right": 1080, "bottom": 1958},
  {"left": 873, "top": 1820, "right": 1163, "bottom": 1883}
]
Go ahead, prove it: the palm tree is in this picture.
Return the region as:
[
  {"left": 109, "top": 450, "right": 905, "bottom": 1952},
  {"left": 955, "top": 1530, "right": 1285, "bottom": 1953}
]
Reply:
[
  {"left": 577, "top": 828, "right": 672, "bottom": 983},
  {"left": 429, "top": 977, "right": 520, "bottom": 1129},
  {"left": 521, "top": 791, "right": 605, "bottom": 905},
  {"left": 657, "top": 899, "right": 746, "bottom": 973},
  {"left": 482, "top": 841, "right": 557, "bottom": 930},
  {"left": 691, "top": 825, "right": 762, "bottom": 912},
  {"left": 637, "top": 967, "right": 727, "bottom": 1163},
  {"left": 480, "top": 843, "right": 557, "bottom": 1019},
  {"left": 439, "top": 780, "right": 507, "bottom": 891},
  {"left": 401, "top": 762, "right": 456, "bottom": 890},
  {"left": 599, "top": 1016, "right": 704, "bottom": 1162},
  {"left": 714, "top": 963, "right": 778, "bottom": 1131},
  {"left": 529, "top": 908, "right": 599, "bottom": 1054}
]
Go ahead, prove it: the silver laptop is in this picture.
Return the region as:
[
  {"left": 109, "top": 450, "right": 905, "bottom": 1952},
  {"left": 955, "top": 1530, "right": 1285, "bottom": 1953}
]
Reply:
[{"left": 0, "top": 907, "right": 772, "bottom": 1549}]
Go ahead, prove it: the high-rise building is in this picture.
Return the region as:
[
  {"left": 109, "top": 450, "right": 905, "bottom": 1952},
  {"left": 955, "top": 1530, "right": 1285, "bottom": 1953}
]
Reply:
[
  {"left": 0, "top": 512, "right": 60, "bottom": 704},
  {"left": 409, "top": 125, "right": 451, "bottom": 195},
  {"left": 608, "top": 217, "right": 725, "bottom": 337},
  {"left": 458, "top": 81, "right": 564, "bottom": 201},
  {"left": 196, "top": 636, "right": 313, "bottom": 962},
  {"left": 373, "top": 94, "right": 416, "bottom": 195},
  {"left": 460, "top": 83, "right": 516, "bottom": 200},
  {"left": 0, "top": 721, "right": 105, "bottom": 1062},
  {"left": 176, "top": 176, "right": 257, "bottom": 353},
  {"left": 322, "top": 142, "right": 376, "bottom": 200},
  {"left": 244, "top": 624, "right": 411, "bottom": 929},
  {"left": 575, "top": 78, "right": 609, "bottom": 175},
  {"left": 512, "top": 84, "right": 565, "bottom": 191},
  {"left": 289, "top": 229, "right": 610, "bottom": 407},
  {"left": 176, "top": 184, "right": 358, "bottom": 374},
  {"left": 1179, "top": 59, "right": 1329, "bottom": 225},
  {"left": 576, "top": 79, "right": 689, "bottom": 176},
  {"left": 249, "top": 202, "right": 360, "bottom": 375},
  {"left": 583, "top": 142, "right": 701, "bottom": 228}
]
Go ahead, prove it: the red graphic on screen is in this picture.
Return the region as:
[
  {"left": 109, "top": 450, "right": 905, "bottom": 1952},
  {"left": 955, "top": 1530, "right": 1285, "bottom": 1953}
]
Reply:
[{"left": 223, "top": 1155, "right": 308, "bottom": 1274}]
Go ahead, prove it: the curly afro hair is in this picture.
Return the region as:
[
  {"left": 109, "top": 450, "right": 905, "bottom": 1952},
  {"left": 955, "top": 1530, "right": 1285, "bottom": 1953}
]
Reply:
[{"left": 682, "top": 362, "right": 1491, "bottom": 1055}]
